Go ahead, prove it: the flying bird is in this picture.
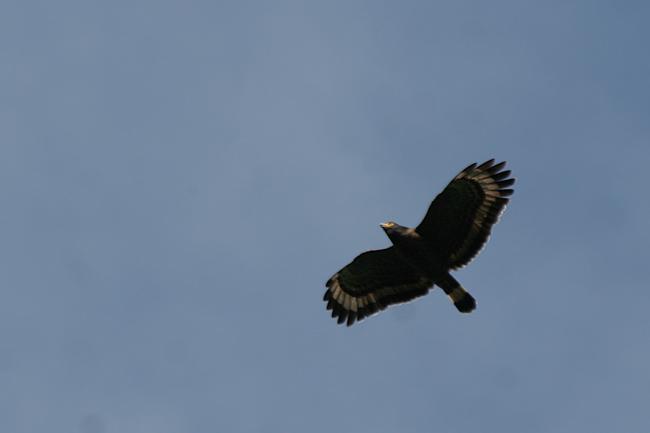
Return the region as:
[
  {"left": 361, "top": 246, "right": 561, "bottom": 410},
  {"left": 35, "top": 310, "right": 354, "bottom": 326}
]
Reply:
[{"left": 324, "top": 159, "right": 515, "bottom": 326}]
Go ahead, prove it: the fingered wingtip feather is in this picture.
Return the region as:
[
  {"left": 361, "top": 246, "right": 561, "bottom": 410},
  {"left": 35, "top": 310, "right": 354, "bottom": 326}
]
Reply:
[
  {"left": 462, "top": 162, "right": 477, "bottom": 172},
  {"left": 476, "top": 159, "right": 496, "bottom": 170},
  {"left": 492, "top": 170, "right": 511, "bottom": 181},
  {"left": 489, "top": 161, "right": 507, "bottom": 173},
  {"left": 497, "top": 178, "right": 515, "bottom": 188}
]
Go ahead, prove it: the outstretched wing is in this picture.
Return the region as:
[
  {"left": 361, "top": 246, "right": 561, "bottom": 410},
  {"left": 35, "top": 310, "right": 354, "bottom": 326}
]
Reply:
[
  {"left": 324, "top": 247, "right": 433, "bottom": 326},
  {"left": 416, "top": 159, "right": 514, "bottom": 269}
]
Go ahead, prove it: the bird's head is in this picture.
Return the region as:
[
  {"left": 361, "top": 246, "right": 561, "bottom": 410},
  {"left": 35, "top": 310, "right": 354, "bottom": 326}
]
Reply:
[{"left": 380, "top": 221, "right": 401, "bottom": 233}]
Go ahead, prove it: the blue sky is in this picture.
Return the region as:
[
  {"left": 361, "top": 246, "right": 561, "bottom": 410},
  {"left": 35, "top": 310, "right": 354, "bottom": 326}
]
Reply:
[{"left": 2, "top": 1, "right": 649, "bottom": 432}]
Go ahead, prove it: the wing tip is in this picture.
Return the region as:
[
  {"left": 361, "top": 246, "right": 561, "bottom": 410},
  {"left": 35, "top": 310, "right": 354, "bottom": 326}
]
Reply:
[{"left": 470, "top": 159, "right": 515, "bottom": 197}]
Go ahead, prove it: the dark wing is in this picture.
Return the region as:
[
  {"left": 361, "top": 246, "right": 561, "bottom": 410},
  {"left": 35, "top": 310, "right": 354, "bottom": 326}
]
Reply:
[
  {"left": 416, "top": 159, "right": 514, "bottom": 269},
  {"left": 324, "top": 247, "right": 433, "bottom": 326}
]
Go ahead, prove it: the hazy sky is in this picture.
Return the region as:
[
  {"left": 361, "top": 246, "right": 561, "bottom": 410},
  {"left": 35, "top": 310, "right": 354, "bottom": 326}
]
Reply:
[{"left": 2, "top": 1, "right": 649, "bottom": 432}]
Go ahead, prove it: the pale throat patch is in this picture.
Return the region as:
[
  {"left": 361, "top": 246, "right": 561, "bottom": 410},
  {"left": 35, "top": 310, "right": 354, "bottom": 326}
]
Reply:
[{"left": 448, "top": 286, "right": 466, "bottom": 303}]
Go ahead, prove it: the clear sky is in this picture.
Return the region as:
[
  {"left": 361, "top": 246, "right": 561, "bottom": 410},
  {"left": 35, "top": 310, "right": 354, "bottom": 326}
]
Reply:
[{"left": 2, "top": 1, "right": 649, "bottom": 432}]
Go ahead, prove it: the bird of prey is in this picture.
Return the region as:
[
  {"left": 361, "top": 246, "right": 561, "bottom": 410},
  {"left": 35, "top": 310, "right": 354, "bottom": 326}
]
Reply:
[{"left": 323, "top": 159, "right": 514, "bottom": 326}]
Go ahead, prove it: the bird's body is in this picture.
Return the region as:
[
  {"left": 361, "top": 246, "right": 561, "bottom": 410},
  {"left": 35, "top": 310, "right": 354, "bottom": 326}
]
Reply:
[
  {"left": 381, "top": 224, "right": 444, "bottom": 275},
  {"left": 381, "top": 222, "right": 476, "bottom": 313},
  {"left": 324, "top": 159, "right": 515, "bottom": 326}
]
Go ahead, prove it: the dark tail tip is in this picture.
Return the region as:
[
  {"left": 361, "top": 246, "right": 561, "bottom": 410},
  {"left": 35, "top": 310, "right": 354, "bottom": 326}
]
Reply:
[{"left": 454, "top": 292, "right": 476, "bottom": 313}]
